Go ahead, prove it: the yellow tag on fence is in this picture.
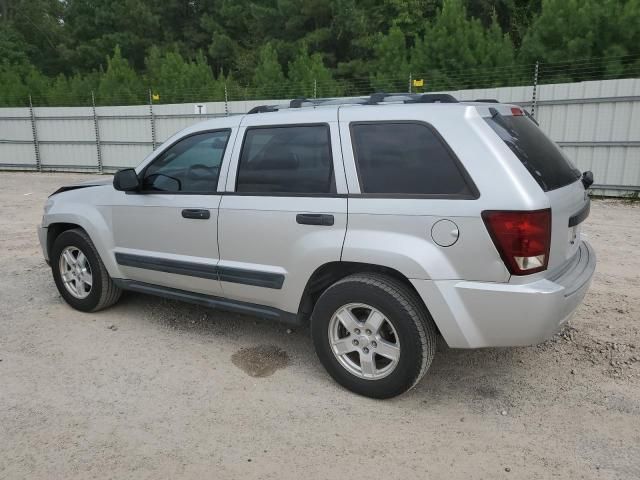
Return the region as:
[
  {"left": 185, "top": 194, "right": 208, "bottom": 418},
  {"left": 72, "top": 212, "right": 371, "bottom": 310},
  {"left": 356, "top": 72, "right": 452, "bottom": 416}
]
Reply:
[{"left": 412, "top": 79, "right": 424, "bottom": 87}]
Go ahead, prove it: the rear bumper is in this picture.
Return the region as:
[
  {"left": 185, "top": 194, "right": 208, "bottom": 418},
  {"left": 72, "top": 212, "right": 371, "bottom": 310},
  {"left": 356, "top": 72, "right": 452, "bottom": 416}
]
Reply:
[{"left": 412, "top": 240, "right": 596, "bottom": 348}]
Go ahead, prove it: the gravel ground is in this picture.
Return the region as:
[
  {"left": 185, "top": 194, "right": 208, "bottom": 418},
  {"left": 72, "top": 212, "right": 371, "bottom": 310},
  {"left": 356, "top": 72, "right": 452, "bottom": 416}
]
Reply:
[{"left": 1, "top": 172, "right": 639, "bottom": 480}]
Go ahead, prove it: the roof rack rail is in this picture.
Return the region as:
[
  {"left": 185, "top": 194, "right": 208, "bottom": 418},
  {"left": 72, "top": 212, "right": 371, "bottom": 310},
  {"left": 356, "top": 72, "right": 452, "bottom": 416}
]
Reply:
[
  {"left": 407, "top": 93, "right": 458, "bottom": 103},
  {"left": 246, "top": 92, "right": 460, "bottom": 114},
  {"left": 290, "top": 98, "right": 308, "bottom": 108},
  {"left": 367, "top": 92, "right": 388, "bottom": 104},
  {"left": 247, "top": 105, "right": 279, "bottom": 114}
]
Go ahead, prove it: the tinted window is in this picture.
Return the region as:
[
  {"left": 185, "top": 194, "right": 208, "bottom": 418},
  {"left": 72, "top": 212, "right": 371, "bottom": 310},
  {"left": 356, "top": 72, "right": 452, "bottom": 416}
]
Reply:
[
  {"left": 350, "top": 122, "right": 474, "bottom": 196},
  {"left": 143, "top": 130, "right": 230, "bottom": 192},
  {"left": 236, "top": 125, "right": 334, "bottom": 194},
  {"left": 485, "top": 115, "right": 581, "bottom": 191}
]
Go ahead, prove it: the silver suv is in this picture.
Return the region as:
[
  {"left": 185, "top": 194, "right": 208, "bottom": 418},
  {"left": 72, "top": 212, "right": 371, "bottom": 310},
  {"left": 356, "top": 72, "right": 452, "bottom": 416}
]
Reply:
[{"left": 38, "top": 94, "right": 596, "bottom": 398}]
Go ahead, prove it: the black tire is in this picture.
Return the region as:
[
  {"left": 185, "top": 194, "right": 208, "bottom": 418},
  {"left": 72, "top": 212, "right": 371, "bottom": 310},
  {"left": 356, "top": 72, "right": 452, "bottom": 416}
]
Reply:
[
  {"left": 310, "top": 273, "right": 437, "bottom": 399},
  {"left": 51, "top": 228, "right": 121, "bottom": 312}
]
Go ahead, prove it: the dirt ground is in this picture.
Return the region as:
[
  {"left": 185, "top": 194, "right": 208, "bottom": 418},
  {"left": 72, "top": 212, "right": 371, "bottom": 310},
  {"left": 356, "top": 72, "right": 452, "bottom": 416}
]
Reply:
[{"left": 0, "top": 172, "right": 638, "bottom": 480}]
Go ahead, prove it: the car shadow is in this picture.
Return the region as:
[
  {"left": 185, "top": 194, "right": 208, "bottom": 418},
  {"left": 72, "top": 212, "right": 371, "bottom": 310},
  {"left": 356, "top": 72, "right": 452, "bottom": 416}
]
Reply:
[{"left": 112, "top": 291, "right": 537, "bottom": 407}]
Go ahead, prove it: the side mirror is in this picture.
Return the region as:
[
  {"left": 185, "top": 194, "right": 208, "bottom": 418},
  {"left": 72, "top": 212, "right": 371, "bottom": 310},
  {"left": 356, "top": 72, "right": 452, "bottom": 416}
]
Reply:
[
  {"left": 113, "top": 168, "right": 140, "bottom": 191},
  {"left": 581, "top": 170, "right": 594, "bottom": 189}
]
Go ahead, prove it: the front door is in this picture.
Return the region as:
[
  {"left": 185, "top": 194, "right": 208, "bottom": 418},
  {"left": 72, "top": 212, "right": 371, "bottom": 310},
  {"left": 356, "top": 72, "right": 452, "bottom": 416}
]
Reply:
[
  {"left": 217, "top": 110, "right": 348, "bottom": 314},
  {"left": 111, "top": 129, "right": 233, "bottom": 296}
]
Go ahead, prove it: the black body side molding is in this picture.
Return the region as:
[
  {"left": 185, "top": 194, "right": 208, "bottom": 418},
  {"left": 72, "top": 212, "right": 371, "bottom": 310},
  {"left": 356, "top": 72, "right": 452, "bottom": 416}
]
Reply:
[
  {"left": 115, "top": 252, "right": 219, "bottom": 280},
  {"left": 115, "top": 252, "right": 285, "bottom": 289}
]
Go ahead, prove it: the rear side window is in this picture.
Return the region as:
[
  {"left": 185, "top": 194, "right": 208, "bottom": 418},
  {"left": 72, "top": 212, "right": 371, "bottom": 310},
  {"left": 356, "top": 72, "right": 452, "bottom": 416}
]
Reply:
[
  {"left": 236, "top": 125, "right": 334, "bottom": 194},
  {"left": 484, "top": 114, "right": 581, "bottom": 191},
  {"left": 350, "top": 122, "right": 476, "bottom": 197}
]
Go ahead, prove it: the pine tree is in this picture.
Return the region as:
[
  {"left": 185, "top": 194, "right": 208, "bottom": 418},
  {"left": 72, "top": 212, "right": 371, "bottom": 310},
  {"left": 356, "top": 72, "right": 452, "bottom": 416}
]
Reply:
[
  {"left": 370, "top": 26, "right": 410, "bottom": 92},
  {"left": 410, "top": 0, "right": 516, "bottom": 90},
  {"left": 519, "top": 0, "right": 640, "bottom": 81},
  {"left": 96, "top": 46, "right": 144, "bottom": 105},
  {"left": 251, "top": 43, "right": 288, "bottom": 99},
  {"left": 288, "top": 45, "right": 342, "bottom": 98}
]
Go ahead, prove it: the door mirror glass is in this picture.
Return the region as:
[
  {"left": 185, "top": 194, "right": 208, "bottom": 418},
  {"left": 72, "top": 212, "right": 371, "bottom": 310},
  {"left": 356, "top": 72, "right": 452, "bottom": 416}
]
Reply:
[
  {"left": 113, "top": 168, "right": 140, "bottom": 191},
  {"left": 144, "top": 173, "right": 181, "bottom": 192}
]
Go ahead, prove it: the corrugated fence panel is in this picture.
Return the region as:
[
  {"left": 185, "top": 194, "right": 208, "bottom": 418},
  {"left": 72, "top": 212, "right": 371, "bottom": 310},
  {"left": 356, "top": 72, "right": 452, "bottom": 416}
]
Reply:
[
  {"left": 101, "top": 144, "right": 152, "bottom": 170},
  {"left": 96, "top": 105, "right": 153, "bottom": 170},
  {"left": 0, "top": 143, "right": 36, "bottom": 168},
  {"left": 32, "top": 107, "right": 99, "bottom": 170},
  {"left": 0, "top": 107, "right": 35, "bottom": 168},
  {"left": 97, "top": 105, "right": 152, "bottom": 144},
  {"left": 532, "top": 79, "right": 640, "bottom": 194},
  {"left": 40, "top": 143, "right": 98, "bottom": 170}
]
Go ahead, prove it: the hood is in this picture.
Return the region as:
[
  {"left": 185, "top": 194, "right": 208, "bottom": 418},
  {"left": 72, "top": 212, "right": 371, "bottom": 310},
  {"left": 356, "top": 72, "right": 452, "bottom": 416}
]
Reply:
[{"left": 50, "top": 176, "right": 112, "bottom": 196}]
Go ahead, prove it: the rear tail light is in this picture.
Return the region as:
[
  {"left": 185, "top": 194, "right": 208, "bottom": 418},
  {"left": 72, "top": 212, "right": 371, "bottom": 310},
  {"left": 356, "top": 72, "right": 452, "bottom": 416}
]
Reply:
[{"left": 482, "top": 209, "right": 551, "bottom": 275}]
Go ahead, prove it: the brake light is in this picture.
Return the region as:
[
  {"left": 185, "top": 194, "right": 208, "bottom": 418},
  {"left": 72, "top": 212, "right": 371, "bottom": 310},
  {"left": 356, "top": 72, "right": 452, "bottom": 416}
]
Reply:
[
  {"left": 510, "top": 107, "right": 524, "bottom": 116},
  {"left": 482, "top": 209, "right": 551, "bottom": 275}
]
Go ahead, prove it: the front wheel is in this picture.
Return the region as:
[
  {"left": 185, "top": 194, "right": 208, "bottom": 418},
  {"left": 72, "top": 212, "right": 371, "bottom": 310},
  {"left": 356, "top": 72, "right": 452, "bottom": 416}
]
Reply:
[
  {"left": 51, "top": 228, "right": 121, "bottom": 312},
  {"left": 311, "top": 273, "right": 437, "bottom": 399}
]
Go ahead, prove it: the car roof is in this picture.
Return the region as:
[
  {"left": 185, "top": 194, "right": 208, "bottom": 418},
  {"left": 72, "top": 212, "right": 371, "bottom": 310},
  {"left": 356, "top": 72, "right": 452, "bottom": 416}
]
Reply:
[{"left": 184, "top": 94, "right": 523, "bottom": 133}]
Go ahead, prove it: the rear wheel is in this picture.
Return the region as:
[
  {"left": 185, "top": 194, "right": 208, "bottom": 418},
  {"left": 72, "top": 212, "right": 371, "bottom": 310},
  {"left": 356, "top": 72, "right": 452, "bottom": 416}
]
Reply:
[
  {"left": 311, "top": 273, "right": 437, "bottom": 398},
  {"left": 51, "top": 229, "right": 121, "bottom": 312}
]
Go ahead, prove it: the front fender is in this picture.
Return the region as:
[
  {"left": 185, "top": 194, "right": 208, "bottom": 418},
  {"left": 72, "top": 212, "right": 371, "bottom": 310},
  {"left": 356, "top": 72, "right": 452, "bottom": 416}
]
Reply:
[{"left": 43, "top": 188, "right": 123, "bottom": 278}]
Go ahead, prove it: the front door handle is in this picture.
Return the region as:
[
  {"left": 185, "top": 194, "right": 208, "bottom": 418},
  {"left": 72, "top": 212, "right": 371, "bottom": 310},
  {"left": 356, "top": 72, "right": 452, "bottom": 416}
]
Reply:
[
  {"left": 296, "top": 213, "right": 334, "bottom": 226},
  {"left": 182, "top": 208, "right": 210, "bottom": 220}
]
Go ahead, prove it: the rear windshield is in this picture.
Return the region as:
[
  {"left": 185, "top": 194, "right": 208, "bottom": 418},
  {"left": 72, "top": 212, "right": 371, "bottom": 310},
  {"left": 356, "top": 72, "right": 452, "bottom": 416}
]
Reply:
[{"left": 485, "top": 114, "right": 581, "bottom": 191}]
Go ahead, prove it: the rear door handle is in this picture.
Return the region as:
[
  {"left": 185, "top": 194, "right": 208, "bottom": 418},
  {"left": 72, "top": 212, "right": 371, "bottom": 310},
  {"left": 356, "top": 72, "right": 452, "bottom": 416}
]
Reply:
[
  {"left": 182, "top": 208, "right": 210, "bottom": 220},
  {"left": 296, "top": 213, "right": 334, "bottom": 226}
]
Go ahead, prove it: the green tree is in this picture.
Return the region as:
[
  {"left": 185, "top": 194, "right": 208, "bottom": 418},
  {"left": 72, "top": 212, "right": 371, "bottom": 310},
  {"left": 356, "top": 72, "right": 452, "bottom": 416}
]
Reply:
[
  {"left": 96, "top": 46, "right": 143, "bottom": 105},
  {"left": 0, "top": 0, "right": 64, "bottom": 75},
  {"left": 145, "top": 47, "right": 223, "bottom": 103},
  {"left": 251, "top": 43, "right": 288, "bottom": 98},
  {"left": 288, "top": 45, "right": 342, "bottom": 98},
  {"left": 0, "top": 64, "right": 30, "bottom": 106},
  {"left": 519, "top": 0, "right": 640, "bottom": 81},
  {"left": 411, "top": 0, "right": 516, "bottom": 90},
  {"left": 58, "top": 0, "right": 161, "bottom": 74},
  {"left": 370, "top": 26, "right": 410, "bottom": 92}
]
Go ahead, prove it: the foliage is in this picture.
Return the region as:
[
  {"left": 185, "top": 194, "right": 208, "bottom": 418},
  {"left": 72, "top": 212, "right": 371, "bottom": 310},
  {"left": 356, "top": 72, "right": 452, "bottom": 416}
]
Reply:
[
  {"left": 519, "top": 0, "right": 640, "bottom": 83},
  {"left": 0, "top": 0, "right": 638, "bottom": 106},
  {"left": 411, "top": 0, "right": 516, "bottom": 90}
]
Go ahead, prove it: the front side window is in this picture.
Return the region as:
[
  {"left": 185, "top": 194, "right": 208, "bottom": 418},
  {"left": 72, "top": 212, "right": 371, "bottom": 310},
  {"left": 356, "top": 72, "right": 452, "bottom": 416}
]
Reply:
[
  {"left": 143, "top": 130, "right": 230, "bottom": 193},
  {"left": 236, "top": 125, "right": 334, "bottom": 194},
  {"left": 350, "top": 122, "right": 476, "bottom": 197}
]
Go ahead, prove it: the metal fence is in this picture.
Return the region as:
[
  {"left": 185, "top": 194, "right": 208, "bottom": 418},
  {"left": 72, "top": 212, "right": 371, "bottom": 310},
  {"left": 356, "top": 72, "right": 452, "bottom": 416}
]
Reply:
[{"left": 1, "top": 78, "right": 639, "bottom": 197}]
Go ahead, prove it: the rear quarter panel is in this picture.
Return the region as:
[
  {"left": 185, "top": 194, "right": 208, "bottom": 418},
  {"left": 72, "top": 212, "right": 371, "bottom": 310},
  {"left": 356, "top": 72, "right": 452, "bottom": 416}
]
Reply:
[{"left": 338, "top": 104, "right": 550, "bottom": 282}]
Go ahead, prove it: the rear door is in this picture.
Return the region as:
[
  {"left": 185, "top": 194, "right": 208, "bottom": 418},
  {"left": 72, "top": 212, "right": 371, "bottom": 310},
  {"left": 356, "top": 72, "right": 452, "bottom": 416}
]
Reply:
[
  {"left": 483, "top": 106, "right": 588, "bottom": 268},
  {"left": 217, "top": 110, "right": 348, "bottom": 314}
]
